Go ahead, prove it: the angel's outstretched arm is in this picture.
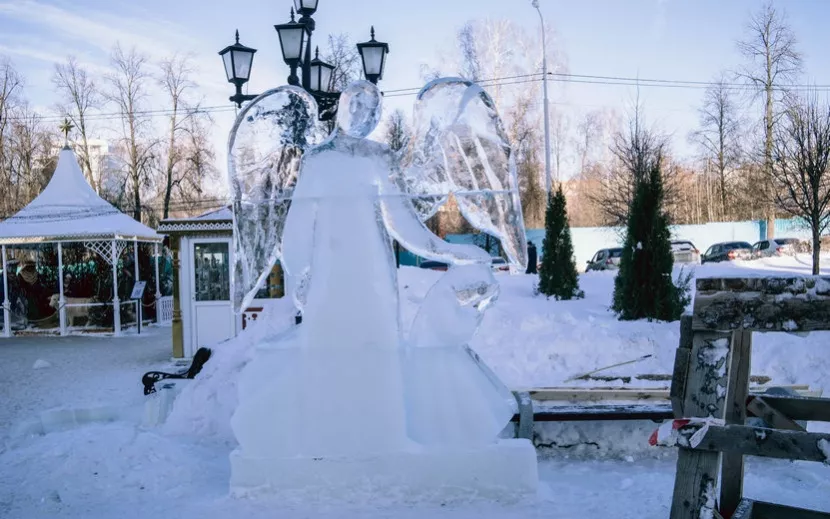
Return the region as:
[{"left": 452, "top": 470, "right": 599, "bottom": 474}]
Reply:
[{"left": 378, "top": 173, "right": 491, "bottom": 265}]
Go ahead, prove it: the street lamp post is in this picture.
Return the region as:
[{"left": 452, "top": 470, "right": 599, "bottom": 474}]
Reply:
[
  {"left": 221, "top": 2, "right": 390, "bottom": 121},
  {"left": 532, "top": 0, "right": 552, "bottom": 195}
]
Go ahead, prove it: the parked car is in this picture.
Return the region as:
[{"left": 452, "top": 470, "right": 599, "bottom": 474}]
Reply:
[
  {"left": 586, "top": 248, "right": 623, "bottom": 271},
  {"left": 419, "top": 258, "right": 510, "bottom": 273},
  {"left": 419, "top": 260, "right": 448, "bottom": 271},
  {"left": 750, "top": 238, "right": 802, "bottom": 258},
  {"left": 671, "top": 240, "right": 701, "bottom": 264},
  {"left": 701, "top": 241, "right": 753, "bottom": 263},
  {"left": 490, "top": 257, "right": 510, "bottom": 273}
]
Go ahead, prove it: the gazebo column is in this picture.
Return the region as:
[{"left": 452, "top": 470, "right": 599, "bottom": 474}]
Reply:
[
  {"left": 154, "top": 242, "right": 162, "bottom": 324},
  {"left": 58, "top": 243, "right": 67, "bottom": 336},
  {"left": 2, "top": 245, "right": 10, "bottom": 338},
  {"left": 133, "top": 238, "right": 140, "bottom": 328},
  {"left": 112, "top": 239, "right": 121, "bottom": 337},
  {"left": 171, "top": 236, "right": 184, "bottom": 358}
]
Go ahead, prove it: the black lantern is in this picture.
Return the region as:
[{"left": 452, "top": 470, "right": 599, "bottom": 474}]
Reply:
[
  {"left": 219, "top": 30, "right": 257, "bottom": 84},
  {"left": 293, "top": 0, "right": 319, "bottom": 16},
  {"left": 219, "top": 30, "right": 258, "bottom": 107},
  {"left": 219, "top": 3, "right": 391, "bottom": 118},
  {"left": 275, "top": 9, "right": 306, "bottom": 86},
  {"left": 308, "top": 47, "right": 335, "bottom": 93},
  {"left": 357, "top": 27, "right": 389, "bottom": 85}
]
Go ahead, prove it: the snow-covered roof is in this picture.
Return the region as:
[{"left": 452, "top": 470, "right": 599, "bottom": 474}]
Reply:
[
  {"left": 157, "top": 206, "right": 233, "bottom": 235},
  {"left": 0, "top": 148, "right": 161, "bottom": 244}
]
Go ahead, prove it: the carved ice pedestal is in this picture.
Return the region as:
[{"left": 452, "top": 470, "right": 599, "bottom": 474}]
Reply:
[{"left": 230, "top": 439, "right": 538, "bottom": 501}]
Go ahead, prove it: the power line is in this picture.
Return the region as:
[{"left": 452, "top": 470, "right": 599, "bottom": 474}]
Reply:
[{"left": 5, "top": 70, "right": 830, "bottom": 124}]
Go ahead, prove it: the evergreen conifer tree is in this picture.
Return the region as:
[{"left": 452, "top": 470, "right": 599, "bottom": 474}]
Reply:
[
  {"left": 538, "top": 185, "right": 582, "bottom": 300},
  {"left": 612, "top": 159, "right": 688, "bottom": 321}
]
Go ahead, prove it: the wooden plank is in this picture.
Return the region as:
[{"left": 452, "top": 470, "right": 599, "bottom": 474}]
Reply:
[
  {"left": 746, "top": 397, "right": 805, "bottom": 431},
  {"left": 526, "top": 388, "right": 671, "bottom": 402},
  {"left": 720, "top": 329, "right": 752, "bottom": 519},
  {"left": 751, "top": 394, "right": 830, "bottom": 422},
  {"left": 670, "top": 315, "right": 694, "bottom": 418},
  {"left": 520, "top": 386, "right": 815, "bottom": 402},
  {"left": 509, "top": 403, "right": 674, "bottom": 422},
  {"left": 753, "top": 500, "right": 830, "bottom": 519},
  {"left": 670, "top": 330, "right": 733, "bottom": 519},
  {"left": 690, "top": 425, "right": 830, "bottom": 462},
  {"left": 692, "top": 276, "right": 830, "bottom": 332}
]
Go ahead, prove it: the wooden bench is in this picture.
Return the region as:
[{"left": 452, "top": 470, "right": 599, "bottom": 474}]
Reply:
[
  {"left": 669, "top": 276, "right": 830, "bottom": 519},
  {"left": 510, "top": 385, "right": 820, "bottom": 440}
]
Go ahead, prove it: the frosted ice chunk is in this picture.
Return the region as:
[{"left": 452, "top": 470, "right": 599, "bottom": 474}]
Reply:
[
  {"left": 228, "top": 86, "right": 321, "bottom": 312},
  {"left": 399, "top": 77, "right": 528, "bottom": 270}
]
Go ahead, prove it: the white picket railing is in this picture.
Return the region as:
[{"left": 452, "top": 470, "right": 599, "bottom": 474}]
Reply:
[{"left": 158, "top": 296, "right": 174, "bottom": 324}]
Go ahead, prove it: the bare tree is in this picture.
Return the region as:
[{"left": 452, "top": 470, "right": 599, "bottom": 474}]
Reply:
[
  {"left": 738, "top": 1, "right": 802, "bottom": 230},
  {"left": 323, "top": 34, "right": 361, "bottom": 93},
  {"left": 550, "top": 111, "right": 567, "bottom": 184},
  {"left": 691, "top": 74, "right": 744, "bottom": 220},
  {"left": 507, "top": 97, "right": 545, "bottom": 228},
  {"left": 53, "top": 57, "right": 100, "bottom": 190},
  {"left": 384, "top": 108, "right": 409, "bottom": 152},
  {"left": 593, "top": 102, "right": 667, "bottom": 226},
  {"left": 575, "top": 110, "right": 605, "bottom": 176},
  {"left": 163, "top": 113, "right": 218, "bottom": 219},
  {"left": 158, "top": 54, "right": 196, "bottom": 219},
  {"left": 104, "top": 45, "right": 155, "bottom": 222},
  {"left": 0, "top": 58, "right": 23, "bottom": 213},
  {"left": 772, "top": 94, "right": 830, "bottom": 275}
]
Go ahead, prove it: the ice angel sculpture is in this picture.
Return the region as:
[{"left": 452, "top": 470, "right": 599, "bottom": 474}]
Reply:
[{"left": 227, "top": 79, "right": 533, "bottom": 479}]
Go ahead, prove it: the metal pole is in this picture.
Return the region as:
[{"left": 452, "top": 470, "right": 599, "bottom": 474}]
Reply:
[
  {"left": 533, "top": 0, "right": 552, "bottom": 194},
  {"left": 134, "top": 238, "right": 140, "bottom": 333},
  {"left": 154, "top": 242, "right": 162, "bottom": 324},
  {"left": 58, "top": 243, "right": 67, "bottom": 336},
  {"left": 2, "top": 245, "right": 10, "bottom": 338},
  {"left": 112, "top": 239, "right": 121, "bottom": 337}
]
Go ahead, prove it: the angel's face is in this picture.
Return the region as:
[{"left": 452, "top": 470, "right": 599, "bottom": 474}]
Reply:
[{"left": 336, "top": 81, "right": 382, "bottom": 138}]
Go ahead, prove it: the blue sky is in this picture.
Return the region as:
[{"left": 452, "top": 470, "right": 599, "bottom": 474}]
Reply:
[{"left": 1, "top": 0, "right": 829, "bottom": 180}]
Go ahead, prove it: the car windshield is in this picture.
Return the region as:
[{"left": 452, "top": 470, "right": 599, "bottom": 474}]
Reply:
[
  {"left": 725, "top": 242, "right": 752, "bottom": 250},
  {"left": 491, "top": 257, "right": 506, "bottom": 264},
  {"left": 608, "top": 248, "right": 623, "bottom": 258}
]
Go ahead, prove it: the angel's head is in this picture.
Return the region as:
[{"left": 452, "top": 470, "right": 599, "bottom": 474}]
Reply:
[{"left": 336, "top": 81, "right": 382, "bottom": 138}]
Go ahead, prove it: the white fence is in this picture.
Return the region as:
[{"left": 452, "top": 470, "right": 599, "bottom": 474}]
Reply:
[{"left": 157, "top": 296, "right": 174, "bottom": 324}]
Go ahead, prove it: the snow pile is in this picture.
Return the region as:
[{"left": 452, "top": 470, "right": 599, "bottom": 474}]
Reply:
[
  {"left": 32, "top": 359, "right": 52, "bottom": 370},
  {"left": 163, "top": 297, "right": 297, "bottom": 441},
  {"left": 820, "top": 439, "right": 830, "bottom": 466}
]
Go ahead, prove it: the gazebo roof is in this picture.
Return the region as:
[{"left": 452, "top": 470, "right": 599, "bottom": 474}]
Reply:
[{"left": 0, "top": 147, "right": 161, "bottom": 244}]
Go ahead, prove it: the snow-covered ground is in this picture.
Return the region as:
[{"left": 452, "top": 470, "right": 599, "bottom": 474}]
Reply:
[{"left": 1, "top": 255, "right": 829, "bottom": 518}]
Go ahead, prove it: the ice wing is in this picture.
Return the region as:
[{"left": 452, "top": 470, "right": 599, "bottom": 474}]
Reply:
[
  {"left": 400, "top": 77, "right": 528, "bottom": 270},
  {"left": 228, "top": 86, "right": 321, "bottom": 313}
]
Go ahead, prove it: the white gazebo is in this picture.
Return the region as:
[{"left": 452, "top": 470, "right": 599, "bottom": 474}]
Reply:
[{"left": 0, "top": 146, "right": 163, "bottom": 337}]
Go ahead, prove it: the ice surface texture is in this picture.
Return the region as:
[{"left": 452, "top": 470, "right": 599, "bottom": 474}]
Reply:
[{"left": 228, "top": 80, "right": 530, "bottom": 464}]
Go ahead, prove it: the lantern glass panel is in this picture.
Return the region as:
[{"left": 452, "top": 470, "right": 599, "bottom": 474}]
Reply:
[
  {"left": 278, "top": 26, "right": 305, "bottom": 61},
  {"left": 232, "top": 49, "right": 253, "bottom": 80},
  {"left": 222, "top": 52, "right": 234, "bottom": 81},
  {"left": 361, "top": 46, "right": 384, "bottom": 76}
]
